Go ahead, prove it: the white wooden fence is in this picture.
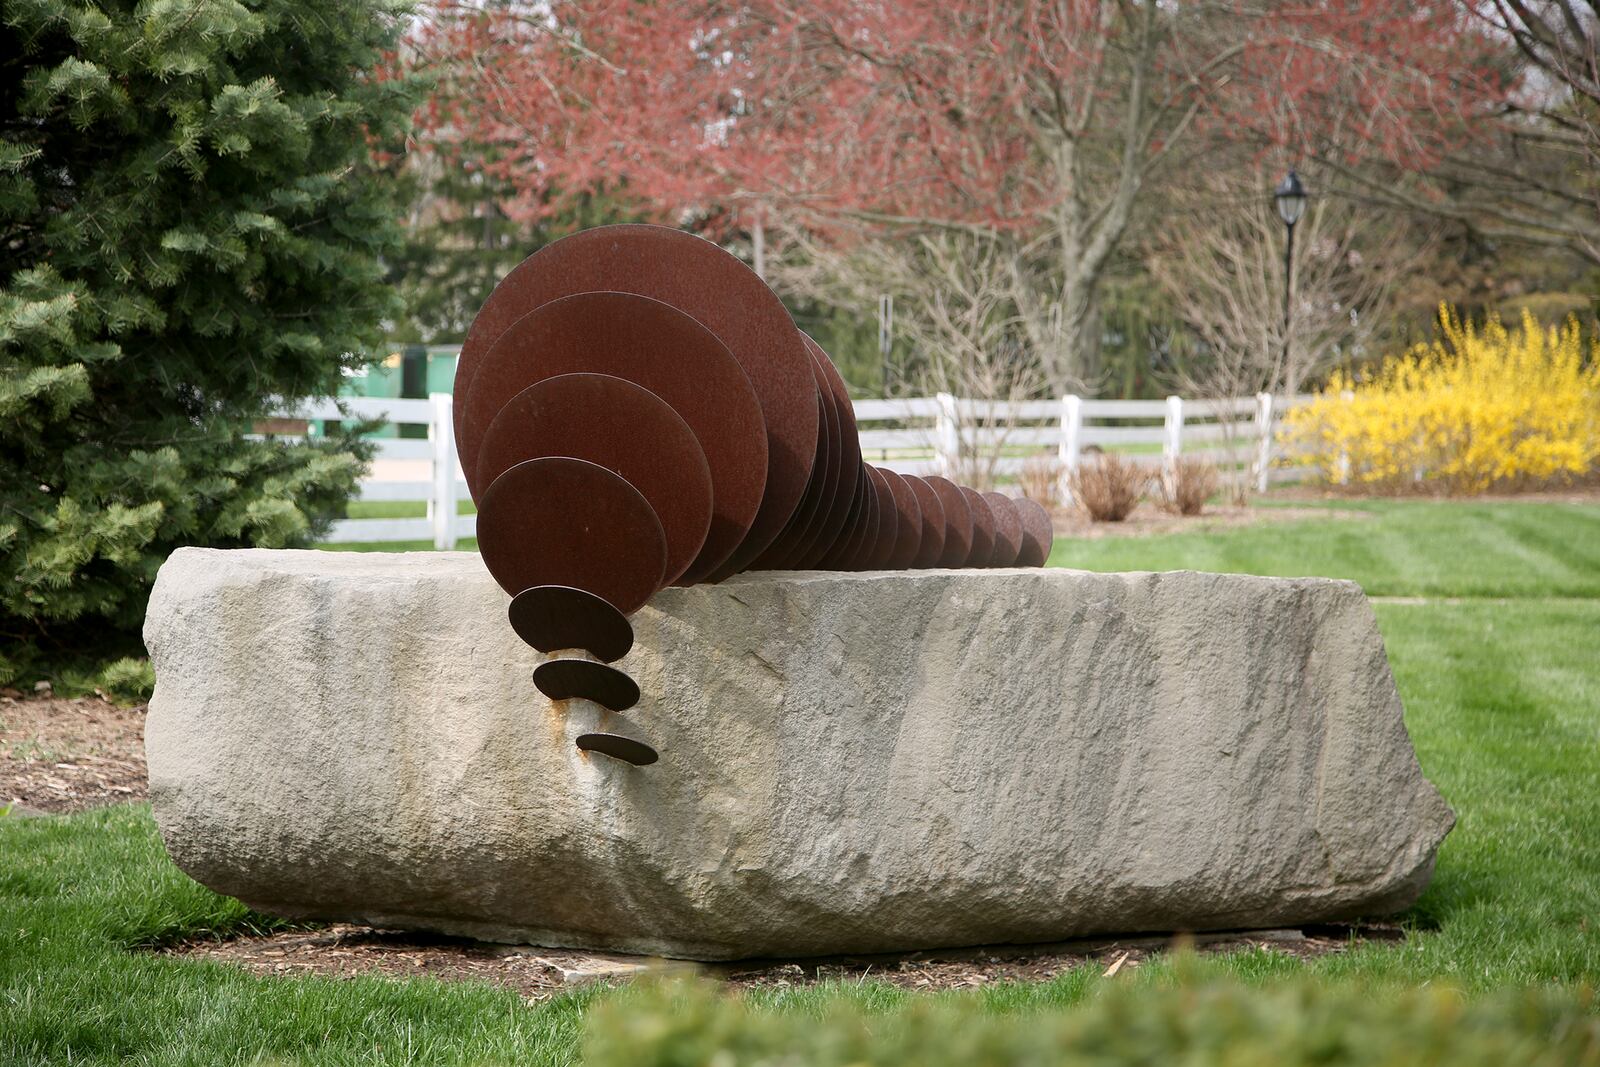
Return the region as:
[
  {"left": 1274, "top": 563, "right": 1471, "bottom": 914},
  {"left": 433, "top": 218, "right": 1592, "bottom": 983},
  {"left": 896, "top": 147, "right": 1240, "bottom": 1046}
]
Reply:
[
  {"left": 277, "top": 395, "right": 473, "bottom": 547},
  {"left": 276, "top": 392, "right": 1311, "bottom": 548}
]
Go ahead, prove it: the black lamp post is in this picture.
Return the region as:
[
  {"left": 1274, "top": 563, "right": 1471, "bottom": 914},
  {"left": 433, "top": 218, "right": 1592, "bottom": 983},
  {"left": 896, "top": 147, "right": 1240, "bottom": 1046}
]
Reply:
[{"left": 1273, "top": 170, "right": 1308, "bottom": 373}]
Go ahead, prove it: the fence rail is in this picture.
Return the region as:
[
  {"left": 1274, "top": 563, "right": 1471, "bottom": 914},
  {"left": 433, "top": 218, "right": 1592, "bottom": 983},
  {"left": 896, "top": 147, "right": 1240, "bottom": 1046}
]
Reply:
[{"left": 273, "top": 392, "right": 1314, "bottom": 547}]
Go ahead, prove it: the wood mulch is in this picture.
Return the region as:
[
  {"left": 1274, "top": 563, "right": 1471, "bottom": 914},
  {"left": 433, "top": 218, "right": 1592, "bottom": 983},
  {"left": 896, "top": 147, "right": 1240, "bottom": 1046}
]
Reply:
[
  {"left": 165, "top": 922, "right": 1390, "bottom": 1002},
  {"left": 0, "top": 691, "right": 148, "bottom": 815}
]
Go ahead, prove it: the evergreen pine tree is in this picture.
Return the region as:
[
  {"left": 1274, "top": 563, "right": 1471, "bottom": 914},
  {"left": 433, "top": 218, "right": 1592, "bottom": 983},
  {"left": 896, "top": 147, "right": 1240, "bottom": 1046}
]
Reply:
[{"left": 1, "top": 0, "right": 416, "bottom": 679}]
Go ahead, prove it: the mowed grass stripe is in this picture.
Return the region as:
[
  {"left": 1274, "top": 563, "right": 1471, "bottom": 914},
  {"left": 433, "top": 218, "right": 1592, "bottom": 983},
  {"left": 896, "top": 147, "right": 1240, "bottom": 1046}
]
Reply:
[
  {"left": 1048, "top": 501, "right": 1600, "bottom": 599},
  {"left": 1369, "top": 600, "right": 1600, "bottom": 986}
]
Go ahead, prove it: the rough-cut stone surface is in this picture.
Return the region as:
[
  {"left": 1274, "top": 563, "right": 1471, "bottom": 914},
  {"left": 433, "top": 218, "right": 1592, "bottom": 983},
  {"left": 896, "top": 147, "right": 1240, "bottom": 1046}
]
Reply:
[{"left": 144, "top": 548, "right": 1453, "bottom": 961}]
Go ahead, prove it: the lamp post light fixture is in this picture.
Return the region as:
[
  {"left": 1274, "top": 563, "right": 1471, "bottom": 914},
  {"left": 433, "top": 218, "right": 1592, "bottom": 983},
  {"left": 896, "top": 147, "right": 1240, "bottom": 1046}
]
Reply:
[{"left": 1273, "top": 170, "right": 1309, "bottom": 374}]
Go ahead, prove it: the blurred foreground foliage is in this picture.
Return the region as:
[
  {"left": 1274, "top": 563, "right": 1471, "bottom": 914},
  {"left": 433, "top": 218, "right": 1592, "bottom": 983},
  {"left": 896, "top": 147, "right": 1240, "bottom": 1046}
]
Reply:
[{"left": 586, "top": 973, "right": 1600, "bottom": 1067}]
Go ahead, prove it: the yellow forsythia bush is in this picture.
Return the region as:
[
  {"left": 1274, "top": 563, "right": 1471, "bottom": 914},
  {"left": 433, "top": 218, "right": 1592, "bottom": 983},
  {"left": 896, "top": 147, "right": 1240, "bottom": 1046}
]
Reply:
[{"left": 1283, "top": 307, "right": 1600, "bottom": 494}]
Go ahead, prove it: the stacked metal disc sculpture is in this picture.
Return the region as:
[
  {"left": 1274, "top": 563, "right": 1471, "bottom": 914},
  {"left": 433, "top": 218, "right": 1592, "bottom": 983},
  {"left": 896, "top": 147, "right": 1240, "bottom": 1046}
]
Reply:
[{"left": 457, "top": 224, "right": 1055, "bottom": 766}]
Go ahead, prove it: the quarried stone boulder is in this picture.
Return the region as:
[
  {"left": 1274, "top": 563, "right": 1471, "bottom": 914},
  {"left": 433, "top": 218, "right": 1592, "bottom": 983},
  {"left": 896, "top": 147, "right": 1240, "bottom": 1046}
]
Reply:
[{"left": 144, "top": 548, "right": 1453, "bottom": 960}]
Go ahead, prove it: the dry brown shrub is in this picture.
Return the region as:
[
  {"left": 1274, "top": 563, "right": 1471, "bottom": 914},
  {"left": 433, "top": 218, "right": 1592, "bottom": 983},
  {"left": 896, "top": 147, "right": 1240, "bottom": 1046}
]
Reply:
[
  {"left": 1160, "top": 457, "right": 1220, "bottom": 516},
  {"left": 1018, "top": 452, "right": 1061, "bottom": 508},
  {"left": 1066, "top": 452, "right": 1150, "bottom": 522}
]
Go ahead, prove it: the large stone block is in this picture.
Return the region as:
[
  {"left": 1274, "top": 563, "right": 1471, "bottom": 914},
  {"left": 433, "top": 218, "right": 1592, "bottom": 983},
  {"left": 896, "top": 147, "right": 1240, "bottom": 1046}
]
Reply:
[{"left": 144, "top": 548, "right": 1452, "bottom": 960}]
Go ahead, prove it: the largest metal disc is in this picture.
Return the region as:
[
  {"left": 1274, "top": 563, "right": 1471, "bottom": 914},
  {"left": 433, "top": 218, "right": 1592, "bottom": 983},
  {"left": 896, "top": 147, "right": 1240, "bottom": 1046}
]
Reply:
[
  {"left": 455, "top": 225, "right": 817, "bottom": 572},
  {"left": 476, "top": 372, "right": 712, "bottom": 587},
  {"left": 459, "top": 291, "right": 765, "bottom": 584},
  {"left": 476, "top": 457, "right": 667, "bottom": 614}
]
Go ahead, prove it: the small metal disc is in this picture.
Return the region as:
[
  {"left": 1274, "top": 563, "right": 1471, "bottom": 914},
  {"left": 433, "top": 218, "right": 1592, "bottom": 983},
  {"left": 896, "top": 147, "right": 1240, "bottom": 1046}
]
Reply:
[
  {"left": 983, "top": 492, "right": 1024, "bottom": 567},
  {"left": 834, "top": 468, "right": 881, "bottom": 571},
  {"left": 1014, "top": 498, "right": 1055, "bottom": 568},
  {"left": 454, "top": 224, "right": 818, "bottom": 577},
  {"left": 881, "top": 470, "right": 923, "bottom": 569},
  {"left": 961, "top": 488, "right": 996, "bottom": 568},
  {"left": 815, "top": 473, "right": 870, "bottom": 569},
  {"left": 790, "top": 337, "right": 862, "bottom": 569},
  {"left": 476, "top": 457, "right": 666, "bottom": 613},
  {"left": 577, "top": 733, "right": 659, "bottom": 766},
  {"left": 476, "top": 372, "right": 712, "bottom": 587},
  {"left": 927, "top": 476, "right": 973, "bottom": 568},
  {"left": 859, "top": 467, "right": 898, "bottom": 571},
  {"left": 831, "top": 473, "right": 876, "bottom": 571},
  {"left": 460, "top": 291, "right": 765, "bottom": 584},
  {"left": 748, "top": 349, "right": 836, "bottom": 570},
  {"left": 533, "top": 658, "right": 640, "bottom": 711},
  {"left": 905, "top": 476, "right": 947, "bottom": 568},
  {"left": 508, "top": 585, "right": 633, "bottom": 661}
]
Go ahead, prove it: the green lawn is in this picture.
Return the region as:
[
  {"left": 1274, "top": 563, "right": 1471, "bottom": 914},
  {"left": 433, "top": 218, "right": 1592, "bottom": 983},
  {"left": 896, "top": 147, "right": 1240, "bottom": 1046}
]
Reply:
[
  {"left": 1050, "top": 499, "right": 1600, "bottom": 598},
  {"left": 345, "top": 499, "right": 477, "bottom": 519},
  {"left": 319, "top": 537, "right": 480, "bottom": 552},
  {"left": 3, "top": 498, "right": 1597, "bottom": 1064}
]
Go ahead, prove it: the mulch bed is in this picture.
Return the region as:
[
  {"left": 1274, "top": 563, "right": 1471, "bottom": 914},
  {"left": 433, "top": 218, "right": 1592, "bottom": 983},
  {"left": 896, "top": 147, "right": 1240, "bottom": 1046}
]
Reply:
[
  {"left": 0, "top": 692, "right": 148, "bottom": 815},
  {"left": 165, "top": 922, "right": 1387, "bottom": 1001},
  {"left": 3, "top": 698, "right": 1399, "bottom": 999}
]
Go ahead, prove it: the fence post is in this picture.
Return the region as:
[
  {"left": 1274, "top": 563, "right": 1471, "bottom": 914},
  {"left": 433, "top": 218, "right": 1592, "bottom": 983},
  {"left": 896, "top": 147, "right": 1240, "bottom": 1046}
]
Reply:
[
  {"left": 429, "top": 392, "right": 458, "bottom": 550},
  {"left": 1057, "top": 394, "right": 1082, "bottom": 503},
  {"left": 1162, "top": 395, "right": 1183, "bottom": 485},
  {"left": 1253, "top": 392, "right": 1274, "bottom": 493},
  {"left": 934, "top": 391, "right": 961, "bottom": 478}
]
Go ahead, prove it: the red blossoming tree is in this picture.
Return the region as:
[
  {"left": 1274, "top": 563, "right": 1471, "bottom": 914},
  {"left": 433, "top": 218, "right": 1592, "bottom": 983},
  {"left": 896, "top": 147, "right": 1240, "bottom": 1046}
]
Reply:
[{"left": 414, "top": 0, "right": 1503, "bottom": 391}]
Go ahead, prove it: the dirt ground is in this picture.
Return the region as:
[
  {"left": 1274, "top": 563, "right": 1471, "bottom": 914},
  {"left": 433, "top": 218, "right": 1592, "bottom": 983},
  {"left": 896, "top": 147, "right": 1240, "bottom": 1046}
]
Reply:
[
  {"left": 165, "top": 922, "right": 1386, "bottom": 1001},
  {"left": 0, "top": 693, "right": 148, "bottom": 814}
]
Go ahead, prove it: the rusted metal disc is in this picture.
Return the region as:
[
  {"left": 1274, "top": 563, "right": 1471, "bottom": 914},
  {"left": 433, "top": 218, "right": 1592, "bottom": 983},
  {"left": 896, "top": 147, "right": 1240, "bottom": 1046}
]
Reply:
[
  {"left": 508, "top": 585, "right": 633, "bottom": 662},
  {"left": 476, "top": 457, "right": 666, "bottom": 613},
  {"left": 748, "top": 346, "right": 835, "bottom": 571},
  {"left": 789, "top": 337, "right": 862, "bottom": 569},
  {"left": 476, "top": 372, "right": 712, "bottom": 587},
  {"left": 1014, "top": 498, "right": 1055, "bottom": 567},
  {"left": 533, "top": 658, "right": 641, "bottom": 712},
  {"left": 860, "top": 467, "right": 900, "bottom": 570},
  {"left": 814, "top": 472, "right": 870, "bottom": 569},
  {"left": 836, "top": 468, "right": 882, "bottom": 571},
  {"left": 577, "top": 733, "right": 659, "bottom": 766},
  {"left": 455, "top": 225, "right": 817, "bottom": 574},
  {"left": 927, "top": 476, "right": 973, "bottom": 568},
  {"left": 881, "top": 470, "right": 923, "bottom": 569},
  {"left": 905, "top": 477, "right": 947, "bottom": 568},
  {"left": 961, "top": 488, "right": 996, "bottom": 568},
  {"left": 983, "top": 492, "right": 1024, "bottom": 567},
  {"left": 459, "top": 291, "right": 764, "bottom": 584}
]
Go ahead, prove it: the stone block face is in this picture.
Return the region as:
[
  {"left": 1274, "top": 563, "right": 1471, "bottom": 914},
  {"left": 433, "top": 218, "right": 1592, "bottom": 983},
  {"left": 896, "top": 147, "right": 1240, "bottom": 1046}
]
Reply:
[{"left": 144, "top": 548, "right": 1452, "bottom": 960}]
